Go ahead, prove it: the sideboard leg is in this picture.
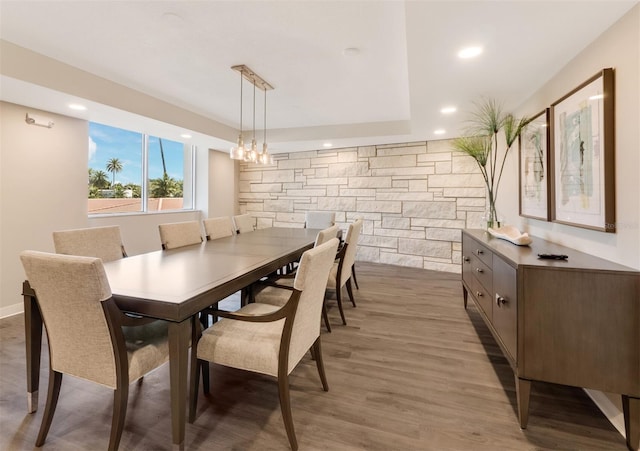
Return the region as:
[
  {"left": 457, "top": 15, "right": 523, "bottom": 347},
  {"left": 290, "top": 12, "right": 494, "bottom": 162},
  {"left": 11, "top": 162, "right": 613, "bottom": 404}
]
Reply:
[
  {"left": 622, "top": 395, "right": 639, "bottom": 451},
  {"left": 462, "top": 284, "right": 468, "bottom": 309},
  {"left": 516, "top": 377, "right": 531, "bottom": 429}
]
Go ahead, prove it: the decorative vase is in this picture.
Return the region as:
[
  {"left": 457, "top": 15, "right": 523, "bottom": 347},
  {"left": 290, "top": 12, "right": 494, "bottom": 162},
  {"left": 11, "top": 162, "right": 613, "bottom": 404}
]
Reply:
[{"left": 483, "top": 205, "right": 502, "bottom": 230}]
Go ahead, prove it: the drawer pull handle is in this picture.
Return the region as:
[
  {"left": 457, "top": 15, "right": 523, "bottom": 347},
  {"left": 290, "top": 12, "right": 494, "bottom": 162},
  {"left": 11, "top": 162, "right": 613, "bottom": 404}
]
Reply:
[
  {"left": 496, "top": 294, "right": 507, "bottom": 306},
  {"left": 463, "top": 257, "right": 470, "bottom": 262},
  {"left": 475, "top": 268, "right": 483, "bottom": 273},
  {"left": 476, "top": 291, "right": 483, "bottom": 297},
  {"left": 476, "top": 249, "right": 484, "bottom": 255}
]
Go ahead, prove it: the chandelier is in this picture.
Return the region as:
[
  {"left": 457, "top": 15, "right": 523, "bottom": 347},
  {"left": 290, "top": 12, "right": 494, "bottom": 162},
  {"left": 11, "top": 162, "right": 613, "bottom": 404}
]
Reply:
[{"left": 229, "top": 65, "right": 274, "bottom": 165}]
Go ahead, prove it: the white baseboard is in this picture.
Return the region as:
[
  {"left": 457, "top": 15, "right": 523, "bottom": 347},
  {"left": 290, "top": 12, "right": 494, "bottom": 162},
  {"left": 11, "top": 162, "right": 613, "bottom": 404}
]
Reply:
[
  {"left": 585, "top": 388, "right": 626, "bottom": 438},
  {"left": 0, "top": 302, "right": 24, "bottom": 319}
]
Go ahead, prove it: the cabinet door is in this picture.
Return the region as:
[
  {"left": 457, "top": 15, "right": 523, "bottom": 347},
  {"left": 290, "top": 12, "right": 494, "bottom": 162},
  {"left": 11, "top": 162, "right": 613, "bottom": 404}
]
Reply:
[{"left": 492, "top": 255, "right": 517, "bottom": 361}]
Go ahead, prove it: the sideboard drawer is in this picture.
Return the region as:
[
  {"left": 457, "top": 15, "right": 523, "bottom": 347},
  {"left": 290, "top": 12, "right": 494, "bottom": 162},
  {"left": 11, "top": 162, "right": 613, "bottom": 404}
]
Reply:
[
  {"left": 471, "top": 257, "right": 492, "bottom": 293},
  {"left": 463, "top": 234, "right": 492, "bottom": 268},
  {"left": 466, "top": 270, "right": 493, "bottom": 318}
]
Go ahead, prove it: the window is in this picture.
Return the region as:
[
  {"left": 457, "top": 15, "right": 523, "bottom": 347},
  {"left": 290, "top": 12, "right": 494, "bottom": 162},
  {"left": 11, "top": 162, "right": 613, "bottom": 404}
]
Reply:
[{"left": 88, "top": 122, "right": 194, "bottom": 215}]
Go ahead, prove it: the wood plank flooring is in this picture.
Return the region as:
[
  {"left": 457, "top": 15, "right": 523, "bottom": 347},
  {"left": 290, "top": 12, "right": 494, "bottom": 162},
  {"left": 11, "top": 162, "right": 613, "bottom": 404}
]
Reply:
[{"left": 0, "top": 262, "right": 628, "bottom": 450}]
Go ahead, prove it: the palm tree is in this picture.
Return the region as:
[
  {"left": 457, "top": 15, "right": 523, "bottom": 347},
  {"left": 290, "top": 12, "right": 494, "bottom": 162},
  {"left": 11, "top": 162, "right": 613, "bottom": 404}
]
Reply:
[
  {"left": 106, "top": 158, "right": 123, "bottom": 188},
  {"left": 89, "top": 169, "right": 110, "bottom": 189},
  {"left": 149, "top": 173, "right": 180, "bottom": 198}
]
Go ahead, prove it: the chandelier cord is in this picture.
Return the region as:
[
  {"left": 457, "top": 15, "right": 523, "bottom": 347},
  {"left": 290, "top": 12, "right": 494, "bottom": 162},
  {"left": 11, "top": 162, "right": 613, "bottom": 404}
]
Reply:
[
  {"left": 239, "top": 71, "right": 243, "bottom": 134},
  {"left": 263, "top": 89, "right": 267, "bottom": 144}
]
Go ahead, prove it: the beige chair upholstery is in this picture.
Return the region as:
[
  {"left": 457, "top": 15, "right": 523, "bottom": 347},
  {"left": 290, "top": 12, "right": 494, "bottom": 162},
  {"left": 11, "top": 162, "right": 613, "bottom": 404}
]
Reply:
[
  {"left": 253, "top": 225, "right": 341, "bottom": 331},
  {"left": 203, "top": 216, "right": 234, "bottom": 240},
  {"left": 53, "top": 225, "right": 127, "bottom": 262},
  {"left": 189, "top": 238, "right": 340, "bottom": 451},
  {"left": 326, "top": 218, "right": 363, "bottom": 325},
  {"left": 232, "top": 214, "right": 255, "bottom": 234},
  {"left": 20, "top": 251, "right": 169, "bottom": 450},
  {"left": 304, "top": 211, "right": 335, "bottom": 229},
  {"left": 158, "top": 220, "right": 203, "bottom": 250}
]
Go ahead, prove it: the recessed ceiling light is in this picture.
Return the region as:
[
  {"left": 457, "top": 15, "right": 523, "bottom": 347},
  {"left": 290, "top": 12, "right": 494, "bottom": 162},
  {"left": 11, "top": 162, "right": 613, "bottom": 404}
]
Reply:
[
  {"left": 434, "top": 129, "right": 446, "bottom": 135},
  {"left": 440, "top": 106, "right": 457, "bottom": 114},
  {"left": 457, "top": 46, "right": 483, "bottom": 59},
  {"left": 323, "top": 142, "right": 333, "bottom": 148},
  {"left": 68, "top": 103, "right": 86, "bottom": 111},
  {"left": 180, "top": 133, "right": 192, "bottom": 139}
]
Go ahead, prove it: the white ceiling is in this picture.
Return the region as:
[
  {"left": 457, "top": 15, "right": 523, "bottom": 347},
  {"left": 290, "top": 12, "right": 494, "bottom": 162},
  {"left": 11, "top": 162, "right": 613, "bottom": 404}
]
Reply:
[{"left": 0, "top": 0, "right": 637, "bottom": 153}]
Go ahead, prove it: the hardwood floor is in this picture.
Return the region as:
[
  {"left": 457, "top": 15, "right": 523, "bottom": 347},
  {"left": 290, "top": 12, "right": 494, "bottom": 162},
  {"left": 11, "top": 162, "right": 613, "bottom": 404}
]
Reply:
[{"left": 0, "top": 262, "right": 627, "bottom": 450}]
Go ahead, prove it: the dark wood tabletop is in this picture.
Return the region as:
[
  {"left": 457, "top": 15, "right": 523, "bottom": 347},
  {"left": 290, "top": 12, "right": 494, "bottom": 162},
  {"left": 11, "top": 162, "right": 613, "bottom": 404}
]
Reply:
[{"left": 23, "top": 226, "right": 319, "bottom": 450}]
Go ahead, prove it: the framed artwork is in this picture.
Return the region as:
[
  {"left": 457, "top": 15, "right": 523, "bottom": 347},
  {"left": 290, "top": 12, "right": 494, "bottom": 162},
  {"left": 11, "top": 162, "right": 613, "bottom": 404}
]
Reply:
[
  {"left": 550, "top": 68, "right": 615, "bottom": 232},
  {"left": 519, "top": 108, "right": 550, "bottom": 221}
]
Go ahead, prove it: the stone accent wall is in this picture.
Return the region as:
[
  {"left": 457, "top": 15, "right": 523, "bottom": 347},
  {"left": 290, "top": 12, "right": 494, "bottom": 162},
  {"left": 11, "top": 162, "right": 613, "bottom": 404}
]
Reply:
[{"left": 238, "top": 139, "right": 486, "bottom": 273}]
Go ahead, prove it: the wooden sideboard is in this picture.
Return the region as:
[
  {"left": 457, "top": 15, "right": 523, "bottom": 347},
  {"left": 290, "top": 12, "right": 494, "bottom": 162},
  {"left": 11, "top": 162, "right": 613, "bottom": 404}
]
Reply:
[{"left": 461, "top": 229, "right": 640, "bottom": 450}]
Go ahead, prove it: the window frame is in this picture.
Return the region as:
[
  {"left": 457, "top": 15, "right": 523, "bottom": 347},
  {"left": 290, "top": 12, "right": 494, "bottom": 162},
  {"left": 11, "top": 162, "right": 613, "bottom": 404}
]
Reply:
[{"left": 88, "top": 122, "right": 196, "bottom": 217}]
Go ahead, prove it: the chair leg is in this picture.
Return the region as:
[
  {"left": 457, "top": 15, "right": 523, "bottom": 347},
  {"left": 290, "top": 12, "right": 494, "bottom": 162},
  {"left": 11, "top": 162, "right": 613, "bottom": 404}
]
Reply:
[
  {"left": 189, "top": 357, "right": 200, "bottom": 423},
  {"left": 202, "top": 361, "right": 210, "bottom": 394},
  {"left": 335, "top": 287, "right": 347, "bottom": 325},
  {"left": 109, "top": 381, "right": 129, "bottom": 451},
  {"left": 36, "top": 370, "right": 63, "bottom": 447},
  {"left": 322, "top": 302, "right": 332, "bottom": 333},
  {"left": 346, "top": 279, "right": 356, "bottom": 307},
  {"left": 277, "top": 374, "right": 298, "bottom": 451},
  {"left": 312, "top": 338, "right": 329, "bottom": 391},
  {"left": 352, "top": 264, "right": 359, "bottom": 289}
]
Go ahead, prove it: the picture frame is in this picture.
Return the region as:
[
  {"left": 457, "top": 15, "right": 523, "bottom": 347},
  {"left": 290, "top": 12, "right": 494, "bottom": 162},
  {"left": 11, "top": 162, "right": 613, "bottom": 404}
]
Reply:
[
  {"left": 550, "top": 68, "right": 615, "bottom": 232},
  {"left": 519, "top": 108, "right": 550, "bottom": 221}
]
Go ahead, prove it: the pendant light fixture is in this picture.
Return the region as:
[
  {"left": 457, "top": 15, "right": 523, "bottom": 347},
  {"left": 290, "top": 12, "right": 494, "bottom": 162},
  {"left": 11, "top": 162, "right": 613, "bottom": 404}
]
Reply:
[
  {"left": 244, "top": 82, "right": 258, "bottom": 163},
  {"left": 230, "top": 65, "right": 273, "bottom": 165},
  {"left": 259, "top": 86, "right": 273, "bottom": 165},
  {"left": 229, "top": 69, "right": 246, "bottom": 160}
]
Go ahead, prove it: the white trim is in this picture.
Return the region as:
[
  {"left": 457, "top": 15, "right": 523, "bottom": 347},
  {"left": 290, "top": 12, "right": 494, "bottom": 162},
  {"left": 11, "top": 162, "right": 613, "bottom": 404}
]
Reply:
[
  {"left": 585, "top": 388, "right": 626, "bottom": 438},
  {"left": 0, "top": 302, "right": 24, "bottom": 319}
]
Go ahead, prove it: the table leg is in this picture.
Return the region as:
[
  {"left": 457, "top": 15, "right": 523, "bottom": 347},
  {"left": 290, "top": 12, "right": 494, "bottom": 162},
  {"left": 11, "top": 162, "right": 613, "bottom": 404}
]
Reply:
[
  {"left": 168, "top": 318, "right": 191, "bottom": 451},
  {"left": 23, "top": 282, "right": 42, "bottom": 414},
  {"left": 622, "top": 395, "right": 639, "bottom": 451},
  {"left": 516, "top": 377, "right": 531, "bottom": 429}
]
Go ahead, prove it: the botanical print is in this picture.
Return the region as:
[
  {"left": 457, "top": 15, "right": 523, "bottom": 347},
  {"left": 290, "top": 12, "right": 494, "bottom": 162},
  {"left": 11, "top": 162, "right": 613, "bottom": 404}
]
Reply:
[
  {"left": 558, "top": 103, "right": 599, "bottom": 213},
  {"left": 552, "top": 68, "right": 613, "bottom": 232},
  {"left": 520, "top": 111, "right": 548, "bottom": 220}
]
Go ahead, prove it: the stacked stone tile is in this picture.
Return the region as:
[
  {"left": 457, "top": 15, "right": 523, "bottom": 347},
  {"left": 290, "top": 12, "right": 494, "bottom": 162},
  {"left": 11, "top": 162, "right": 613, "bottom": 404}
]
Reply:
[{"left": 238, "top": 139, "right": 486, "bottom": 274}]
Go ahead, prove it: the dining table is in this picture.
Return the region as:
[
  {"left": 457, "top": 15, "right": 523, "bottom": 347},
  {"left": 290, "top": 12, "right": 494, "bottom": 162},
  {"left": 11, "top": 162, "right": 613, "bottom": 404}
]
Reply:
[{"left": 22, "top": 226, "right": 320, "bottom": 450}]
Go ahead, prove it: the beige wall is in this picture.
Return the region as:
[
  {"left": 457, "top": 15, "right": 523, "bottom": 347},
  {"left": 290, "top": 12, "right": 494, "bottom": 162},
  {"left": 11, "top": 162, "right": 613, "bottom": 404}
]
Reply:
[
  {"left": 238, "top": 6, "right": 639, "bottom": 275},
  {"left": 505, "top": 4, "right": 640, "bottom": 270},
  {"left": 0, "top": 101, "right": 87, "bottom": 317},
  {"left": 506, "top": 5, "right": 640, "bottom": 434}
]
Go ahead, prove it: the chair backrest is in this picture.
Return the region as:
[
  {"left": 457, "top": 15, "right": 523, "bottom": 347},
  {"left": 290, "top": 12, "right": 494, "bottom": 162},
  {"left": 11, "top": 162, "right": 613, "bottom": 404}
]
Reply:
[
  {"left": 158, "top": 221, "right": 203, "bottom": 250},
  {"left": 339, "top": 218, "right": 363, "bottom": 284},
  {"left": 314, "top": 224, "right": 340, "bottom": 247},
  {"left": 305, "top": 211, "right": 335, "bottom": 229},
  {"left": 53, "top": 226, "right": 127, "bottom": 262},
  {"left": 20, "top": 250, "right": 119, "bottom": 388},
  {"left": 233, "top": 214, "right": 255, "bottom": 234},
  {"left": 288, "top": 238, "right": 340, "bottom": 372},
  {"left": 203, "top": 216, "right": 234, "bottom": 240}
]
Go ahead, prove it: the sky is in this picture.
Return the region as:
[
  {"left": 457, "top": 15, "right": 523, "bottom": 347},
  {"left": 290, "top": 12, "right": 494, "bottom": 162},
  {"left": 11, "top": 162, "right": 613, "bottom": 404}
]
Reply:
[{"left": 88, "top": 122, "right": 185, "bottom": 185}]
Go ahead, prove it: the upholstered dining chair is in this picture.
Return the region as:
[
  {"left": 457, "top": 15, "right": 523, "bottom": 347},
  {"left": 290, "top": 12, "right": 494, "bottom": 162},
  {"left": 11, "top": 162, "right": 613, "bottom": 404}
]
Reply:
[
  {"left": 158, "top": 220, "right": 203, "bottom": 250},
  {"left": 232, "top": 213, "right": 255, "bottom": 234},
  {"left": 53, "top": 225, "right": 127, "bottom": 262},
  {"left": 19, "top": 251, "right": 170, "bottom": 451},
  {"left": 326, "top": 218, "right": 362, "bottom": 325},
  {"left": 202, "top": 216, "right": 234, "bottom": 240},
  {"left": 304, "top": 211, "right": 335, "bottom": 229},
  {"left": 252, "top": 225, "right": 340, "bottom": 332},
  {"left": 189, "top": 238, "right": 340, "bottom": 451}
]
